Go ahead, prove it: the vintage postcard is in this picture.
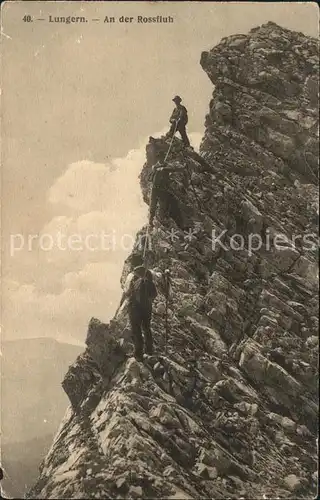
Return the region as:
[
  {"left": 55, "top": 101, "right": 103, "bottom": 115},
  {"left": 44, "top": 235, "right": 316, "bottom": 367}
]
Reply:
[{"left": 1, "top": 1, "right": 319, "bottom": 499}]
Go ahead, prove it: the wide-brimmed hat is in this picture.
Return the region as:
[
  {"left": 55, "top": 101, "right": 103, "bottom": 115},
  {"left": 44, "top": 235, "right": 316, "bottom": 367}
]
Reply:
[{"left": 172, "top": 95, "right": 182, "bottom": 103}]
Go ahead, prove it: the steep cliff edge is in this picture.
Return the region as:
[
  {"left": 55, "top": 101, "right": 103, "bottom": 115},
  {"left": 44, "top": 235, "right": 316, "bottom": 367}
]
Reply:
[{"left": 28, "top": 23, "right": 319, "bottom": 500}]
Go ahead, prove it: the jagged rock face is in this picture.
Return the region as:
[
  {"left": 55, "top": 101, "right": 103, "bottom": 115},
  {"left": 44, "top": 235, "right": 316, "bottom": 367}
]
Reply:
[
  {"left": 200, "top": 21, "right": 319, "bottom": 184},
  {"left": 28, "top": 23, "right": 318, "bottom": 500}
]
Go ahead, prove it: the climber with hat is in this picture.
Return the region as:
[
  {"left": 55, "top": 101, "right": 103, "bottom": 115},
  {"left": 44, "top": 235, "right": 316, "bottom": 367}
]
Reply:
[
  {"left": 117, "top": 253, "right": 158, "bottom": 361},
  {"left": 117, "top": 252, "right": 172, "bottom": 362},
  {"left": 165, "top": 95, "right": 191, "bottom": 147}
]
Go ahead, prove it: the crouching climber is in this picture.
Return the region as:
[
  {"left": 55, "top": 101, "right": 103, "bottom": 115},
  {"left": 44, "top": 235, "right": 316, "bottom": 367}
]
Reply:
[
  {"left": 149, "top": 152, "right": 187, "bottom": 230},
  {"left": 119, "top": 254, "right": 158, "bottom": 361},
  {"left": 165, "top": 95, "right": 191, "bottom": 147}
]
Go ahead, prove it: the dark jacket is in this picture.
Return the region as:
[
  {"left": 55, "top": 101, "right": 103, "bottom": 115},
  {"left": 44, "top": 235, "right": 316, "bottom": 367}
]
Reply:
[
  {"left": 151, "top": 162, "right": 184, "bottom": 190},
  {"left": 170, "top": 105, "right": 188, "bottom": 126}
]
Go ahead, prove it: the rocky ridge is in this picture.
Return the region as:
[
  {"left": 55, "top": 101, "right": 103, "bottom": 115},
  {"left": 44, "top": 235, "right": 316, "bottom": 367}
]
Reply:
[{"left": 28, "top": 22, "right": 318, "bottom": 500}]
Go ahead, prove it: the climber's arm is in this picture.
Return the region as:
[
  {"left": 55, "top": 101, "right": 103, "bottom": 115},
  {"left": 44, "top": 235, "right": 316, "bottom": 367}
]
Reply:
[
  {"left": 151, "top": 269, "right": 171, "bottom": 296},
  {"left": 150, "top": 270, "right": 162, "bottom": 285},
  {"left": 170, "top": 109, "right": 177, "bottom": 123},
  {"left": 118, "top": 272, "right": 134, "bottom": 310}
]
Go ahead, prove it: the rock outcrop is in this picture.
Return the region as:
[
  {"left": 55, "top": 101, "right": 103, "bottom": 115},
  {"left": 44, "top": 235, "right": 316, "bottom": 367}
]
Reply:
[{"left": 28, "top": 23, "right": 318, "bottom": 500}]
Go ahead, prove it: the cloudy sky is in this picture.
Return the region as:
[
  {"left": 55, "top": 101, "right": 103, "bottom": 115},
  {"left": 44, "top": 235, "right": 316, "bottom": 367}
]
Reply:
[{"left": 1, "top": 1, "right": 318, "bottom": 345}]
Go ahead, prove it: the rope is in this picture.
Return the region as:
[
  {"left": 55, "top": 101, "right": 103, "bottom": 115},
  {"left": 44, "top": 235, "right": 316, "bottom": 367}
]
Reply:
[
  {"left": 302, "top": 149, "right": 318, "bottom": 184},
  {"left": 141, "top": 120, "right": 179, "bottom": 353},
  {"left": 165, "top": 293, "right": 169, "bottom": 355},
  {"left": 142, "top": 223, "right": 150, "bottom": 259},
  {"left": 164, "top": 271, "right": 171, "bottom": 354},
  {"left": 143, "top": 118, "right": 178, "bottom": 353},
  {"left": 164, "top": 120, "right": 179, "bottom": 163},
  {"left": 143, "top": 120, "right": 179, "bottom": 262}
]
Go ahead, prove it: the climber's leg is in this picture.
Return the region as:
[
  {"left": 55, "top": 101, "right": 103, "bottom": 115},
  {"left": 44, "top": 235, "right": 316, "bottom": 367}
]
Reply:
[
  {"left": 157, "top": 189, "right": 170, "bottom": 221},
  {"left": 178, "top": 124, "right": 190, "bottom": 147},
  {"left": 149, "top": 186, "right": 159, "bottom": 228},
  {"left": 166, "top": 191, "right": 186, "bottom": 230},
  {"left": 128, "top": 305, "right": 144, "bottom": 360},
  {"left": 142, "top": 306, "right": 153, "bottom": 355},
  {"left": 165, "top": 122, "right": 177, "bottom": 139}
]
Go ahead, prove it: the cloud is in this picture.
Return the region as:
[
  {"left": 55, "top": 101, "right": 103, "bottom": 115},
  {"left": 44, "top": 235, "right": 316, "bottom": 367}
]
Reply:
[
  {"left": 2, "top": 136, "right": 150, "bottom": 343},
  {"left": 3, "top": 131, "right": 203, "bottom": 344},
  {"left": 38, "top": 212, "right": 136, "bottom": 268},
  {"left": 3, "top": 262, "right": 121, "bottom": 345},
  {"left": 48, "top": 149, "right": 146, "bottom": 217}
]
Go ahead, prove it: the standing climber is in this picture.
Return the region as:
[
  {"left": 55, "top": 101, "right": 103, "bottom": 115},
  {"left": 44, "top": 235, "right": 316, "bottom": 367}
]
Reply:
[
  {"left": 149, "top": 153, "right": 186, "bottom": 230},
  {"left": 119, "top": 253, "right": 158, "bottom": 361},
  {"left": 165, "top": 95, "right": 191, "bottom": 147}
]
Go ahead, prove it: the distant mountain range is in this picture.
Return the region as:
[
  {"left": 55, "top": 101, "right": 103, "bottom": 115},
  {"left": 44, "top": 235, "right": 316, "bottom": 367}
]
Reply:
[{"left": 1, "top": 337, "right": 83, "bottom": 497}]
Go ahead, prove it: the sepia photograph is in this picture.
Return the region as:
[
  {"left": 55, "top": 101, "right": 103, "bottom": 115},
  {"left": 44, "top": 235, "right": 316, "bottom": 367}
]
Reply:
[{"left": 0, "top": 1, "right": 319, "bottom": 498}]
